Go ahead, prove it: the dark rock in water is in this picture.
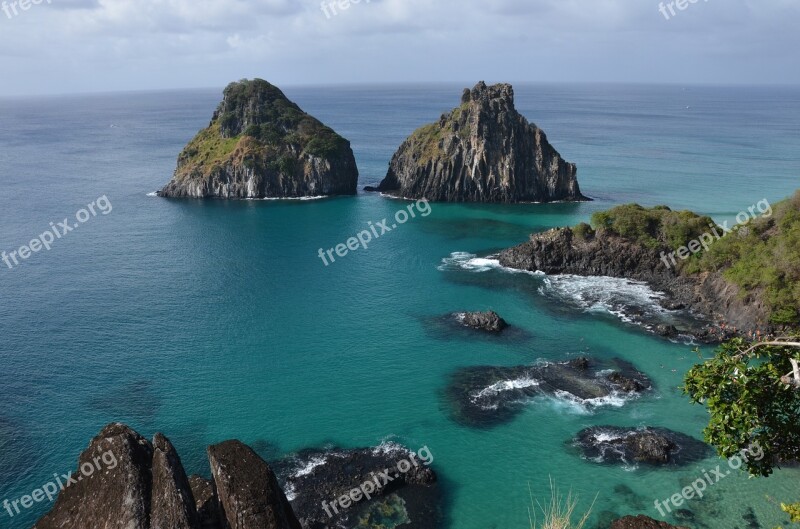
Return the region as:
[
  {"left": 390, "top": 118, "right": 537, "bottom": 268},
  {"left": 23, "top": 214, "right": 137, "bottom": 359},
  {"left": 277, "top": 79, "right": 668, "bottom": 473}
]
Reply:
[
  {"left": 445, "top": 357, "right": 652, "bottom": 428},
  {"left": 208, "top": 440, "right": 302, "bottom": 529},
  {"left": 574, "top": 426, "right": 711, "bottom": 466},
  {"left": 363, "top": 186, "right": 380, "bottom": 192},
  {"left": 377, "top": 81, "right": 587, "bottom": 203},
  {"left": 151, "top": 433, "right": 200, "bottom": 529},
  {"left": 159, "top": 78, "right": 358, "bottom": 199},
  {"left": 456, "top": 311, "right": 509, "bottom": 333},
  {"left": 33, "top": 423, "right": 154, "bottom": 529},
  {"left": 272, "top": 444, "right": 440, "bottom": 529},
  {"left": 610, "top": 515, "right": 690, "bottom": 529}
]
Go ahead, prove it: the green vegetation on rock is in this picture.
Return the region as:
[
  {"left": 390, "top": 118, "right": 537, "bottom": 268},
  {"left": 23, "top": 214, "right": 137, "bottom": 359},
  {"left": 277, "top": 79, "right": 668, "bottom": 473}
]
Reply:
[
  {"left": 588, "top": 204, "right": 713, "bottom": 251},
  {"left": 176, "top": 78, "right": 350, "bottom": 179},
  {"left": 582, "top": 192, "right": 800, "bottom": 325}
]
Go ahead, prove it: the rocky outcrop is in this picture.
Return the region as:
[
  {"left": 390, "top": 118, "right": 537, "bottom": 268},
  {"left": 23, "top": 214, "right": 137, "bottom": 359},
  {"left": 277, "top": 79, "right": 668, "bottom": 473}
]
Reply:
[
  {"left": 377, "top": 81, "right": 587, "bottom": 203},
  {"left": 446, "top": 357, "right": 651, "bottom": 427},
  {"left": 151, "top": 433, "right": 199, "bottom": 529},
  {"left": 573, "top": 426, "right": 711, "bottom": 466},
  {"left": 456, "top": 311, "right": 508, "bottom": 332},
  {"left": 610, "top": 515, "right": 690, "bottom": 529},
  {"left": 272, "top": 444, "right": 440, "bottom": 529},
  {"left": 498, "top": 226, "right": 770, "bottom": 341},
  {"left": 208, "top": 441, "right": 301, "bottom": 529},
  {"left": 159, "top": 79, "right": 358, "bottom": 199},
  {"left": 33, "top": 423, "right": 154, "bottom": 529},
  {"left": 33, "top": 424, "right": 300, "bottom": 529},
  {"left": 33, "top": 425, "right": 441, "bottom": 529}
]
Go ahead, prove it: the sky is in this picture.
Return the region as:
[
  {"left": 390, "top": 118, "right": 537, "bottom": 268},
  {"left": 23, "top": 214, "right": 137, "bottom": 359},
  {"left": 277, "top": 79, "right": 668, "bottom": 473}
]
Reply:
[{"left": 0, "top": 0, "right": 798, "bottom": 96}]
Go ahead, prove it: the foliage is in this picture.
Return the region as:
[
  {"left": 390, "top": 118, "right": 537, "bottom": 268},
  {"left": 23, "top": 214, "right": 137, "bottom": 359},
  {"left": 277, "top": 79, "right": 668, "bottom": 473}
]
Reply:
[
  {"left": 589, "top": 204, "right": 712, "bottom": 251},
  {"left": 684, "top": 337, "right": 800, "bottom": 476},
  {"left": 572, "top": 222, "right": 595, "bottom": 240}
]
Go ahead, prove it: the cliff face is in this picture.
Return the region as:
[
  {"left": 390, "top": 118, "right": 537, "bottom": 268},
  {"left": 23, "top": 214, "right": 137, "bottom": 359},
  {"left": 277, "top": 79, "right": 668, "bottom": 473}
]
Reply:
[
  {"left": 377, "top": 81, "right": 586, "bottom": 203},
  {"left": 159, "top": 79, "right": 358, "bottom": 199}
]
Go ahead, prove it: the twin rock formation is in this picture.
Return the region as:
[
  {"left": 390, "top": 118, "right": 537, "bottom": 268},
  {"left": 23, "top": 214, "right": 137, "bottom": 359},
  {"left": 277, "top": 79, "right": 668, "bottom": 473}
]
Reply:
[{"left": 159, "top": 79, "right": 586, "bottom": 203}]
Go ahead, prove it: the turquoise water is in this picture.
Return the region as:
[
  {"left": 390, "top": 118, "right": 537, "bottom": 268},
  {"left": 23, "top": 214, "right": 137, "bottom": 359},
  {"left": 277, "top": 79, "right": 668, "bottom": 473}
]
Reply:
[{"left": 0, "top": 84, "right": 799, "bottom": 529}]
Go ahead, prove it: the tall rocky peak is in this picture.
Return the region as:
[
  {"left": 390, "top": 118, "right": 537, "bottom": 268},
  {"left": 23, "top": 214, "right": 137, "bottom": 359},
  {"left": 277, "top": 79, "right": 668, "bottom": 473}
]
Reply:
[
  {"left": 377, "top": 81, "right": 587, "bottom": 203},
  {"left": 158, "top": 78, "right": 359, "bottom": 199}
]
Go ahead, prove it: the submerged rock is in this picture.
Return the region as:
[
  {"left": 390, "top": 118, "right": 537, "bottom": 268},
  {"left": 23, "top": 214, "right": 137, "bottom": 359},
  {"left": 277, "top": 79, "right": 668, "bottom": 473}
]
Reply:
[
  {"left": 456, "top": 311, "right": 509, "bottom": 333},
  {"left": 273, "top": 444, "right": 440, "bottom": 529},
  {"left": 610, "top": 515, "right": 690, "bottom": 529},
  {"left": 377, "top": 81, "right": 587, "bottom": 203},
  {"left": 573, "top": 426, "right": 711, "bottom": 466},
  {"left": 159, "top": 79, "right": 358, "bottom": 199},
  {"left": 445, "top": 357, "right": 652, "bottom": 427}
]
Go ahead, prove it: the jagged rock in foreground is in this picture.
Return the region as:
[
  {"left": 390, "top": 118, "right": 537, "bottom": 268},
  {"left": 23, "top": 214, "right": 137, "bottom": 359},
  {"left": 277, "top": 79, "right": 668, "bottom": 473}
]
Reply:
[
  {"left": 33, "top": 424, "right": 301, "bottom": 529},
  {"left": 377, "top": 81, "right": 587, "bottom": 203},
  {"left": 610, "top": 515, "right": 690, "bottom": 529},
  {"left": 159, "top": 78, "right": 358, "bottom": 199},
  {"left": 446, "top": 357, "right": 651, "bottom": 427},
  {"left": 208, "top": 441, "right": 301, "bottom": 529},
  {"left": 32, "top": 424, "right": 440, "bottom": 529},
  {"left": 573, "top": 426, "right": 711, "bottom": 466},
  {"left": 151, "top": 433, "right": 199, "bottom": 529},
  {"left": 33, "top": 423, "right": 154, "bottom": 529},
  {"left": 456, "top": 310, "right": 508, "bottom": 332}
]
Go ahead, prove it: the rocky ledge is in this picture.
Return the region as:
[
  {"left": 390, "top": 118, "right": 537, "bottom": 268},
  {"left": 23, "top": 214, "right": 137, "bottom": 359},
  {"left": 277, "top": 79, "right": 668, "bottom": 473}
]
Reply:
[
  {"left": 446, "top": 357, "right": 651, "bottom": 427},
  {"left": 376, "top": 82, "right": 588, "bottom": 203},
  {"left": 455, "top": 311, "right": 508, "bottom": 333},
  {"left": 32, "top": 424, "right": 439, "bottom": 529},
  {"left": 158, "top": 79, "right": 358, "bottom": 199},
  {"left": 573, "top": 426, "right": 711, "bottom": 467}
]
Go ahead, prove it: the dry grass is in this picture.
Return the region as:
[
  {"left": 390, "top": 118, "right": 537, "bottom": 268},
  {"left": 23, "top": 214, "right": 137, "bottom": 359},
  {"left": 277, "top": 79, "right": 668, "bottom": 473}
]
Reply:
[{"left": 528, "top": 479, "right": 597, "bottom": 529}]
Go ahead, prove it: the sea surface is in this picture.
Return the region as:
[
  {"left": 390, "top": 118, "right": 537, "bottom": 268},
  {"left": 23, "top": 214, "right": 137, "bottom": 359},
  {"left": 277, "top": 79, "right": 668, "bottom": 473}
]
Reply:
[{"left": 0, "top": 84, "right": 799, "bottom": 529}]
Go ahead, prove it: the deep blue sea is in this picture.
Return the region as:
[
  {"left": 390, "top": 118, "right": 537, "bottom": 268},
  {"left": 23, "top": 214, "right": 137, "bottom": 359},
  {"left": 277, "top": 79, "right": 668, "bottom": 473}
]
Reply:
[{"left": 1, "top": 84, "right": 799, "bottom": 529}]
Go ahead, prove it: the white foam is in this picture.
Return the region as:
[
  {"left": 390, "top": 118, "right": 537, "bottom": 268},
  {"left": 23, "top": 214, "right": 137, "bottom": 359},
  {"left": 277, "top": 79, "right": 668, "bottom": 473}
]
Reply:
[
  {"left": 292, "top": 455, "right": 328, "bottom": 478},
  {"left": 146, "top": 191, "right": 158, "bottom": 197},
  {"left": 471, "top": 377, "right": 541, "bottom": 401},
  {"left": 438, "top": 251, "right": 544, "bottom": 275}
]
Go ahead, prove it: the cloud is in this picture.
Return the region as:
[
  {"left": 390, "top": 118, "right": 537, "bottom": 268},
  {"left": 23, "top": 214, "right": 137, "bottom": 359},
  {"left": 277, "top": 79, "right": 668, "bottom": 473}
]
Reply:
[{"left": 0, "top": 0, "right": 797, "bottom": 95}]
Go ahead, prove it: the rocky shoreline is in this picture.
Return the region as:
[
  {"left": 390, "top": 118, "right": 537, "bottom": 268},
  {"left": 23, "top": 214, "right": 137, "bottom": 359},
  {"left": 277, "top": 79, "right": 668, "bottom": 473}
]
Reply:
[
  {"left": 498, "top": 226, "right": 772, "bottom": 342},
  {"left": 29, "top": 423, "right": 697, "bottom": 529}
]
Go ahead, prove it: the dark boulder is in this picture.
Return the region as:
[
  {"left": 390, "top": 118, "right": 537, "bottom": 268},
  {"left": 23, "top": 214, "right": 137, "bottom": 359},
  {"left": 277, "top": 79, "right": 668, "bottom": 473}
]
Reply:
[
  {"left": 208, "top": 440, "right": 302, "bottom": 529},
  {"left": 457, "top": 311, "right": 509, "bottom": 333},
  {"left": 33, "top": 423, "right": 154, "bottom": 529},
  {"left": 151, "top": 433, "right": 199, "bottom": 529},
  {"left": 574, "top": 426, "right": 712, "bottom": 466},
  {"left": 189, "top": 475, "right": 220, "bottom": 529}
]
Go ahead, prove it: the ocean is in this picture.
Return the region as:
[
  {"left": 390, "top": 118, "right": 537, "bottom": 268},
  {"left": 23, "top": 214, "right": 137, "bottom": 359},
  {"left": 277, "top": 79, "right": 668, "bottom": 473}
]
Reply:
[{"left": 0, "top": 83, "right": 798, "bottom": 529}]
